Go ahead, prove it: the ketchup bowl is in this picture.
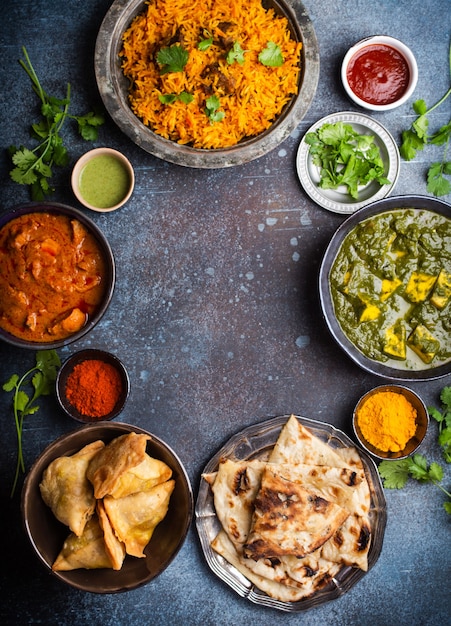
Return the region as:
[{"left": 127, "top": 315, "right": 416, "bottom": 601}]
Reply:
[{"left": 341, "top": 35, "right": 418, "bottom": 112}]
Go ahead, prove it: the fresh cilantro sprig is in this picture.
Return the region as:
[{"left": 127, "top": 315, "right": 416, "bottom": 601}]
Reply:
[
  {"left": 400, "top": 43, "right": 451, "bottom": 197},
  {"left": 9, "top": 47, "right": 104, "bottom": 201},
  {"left": 157, "top": 45, "right": 189, "bottom": 74},
  {"left": 378, "top": 454, "right": 451, "bottom": 514},
  {"left": 258, "top": 41, "right": 284, "bottom": 67},
  {"left": 3, "top": 350, "right": 61, "bottom": 497},
  {"left": 205, "top": 95, "right": 225, "bottom": 123},
  {"left": 428, "top": 385, "right": 451, "bottom": 463},
  {"left": 305, "top": 121, "right": 391, "bottom": 199}
]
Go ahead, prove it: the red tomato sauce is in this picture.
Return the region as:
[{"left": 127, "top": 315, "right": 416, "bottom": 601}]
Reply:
[{"left": 346, "top": 43, "right": 410, "bottom": 105}]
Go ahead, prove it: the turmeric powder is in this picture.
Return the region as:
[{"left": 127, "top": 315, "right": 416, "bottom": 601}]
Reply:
[{"left": 356, "top": 390, "right": 417, "bottom": 452}]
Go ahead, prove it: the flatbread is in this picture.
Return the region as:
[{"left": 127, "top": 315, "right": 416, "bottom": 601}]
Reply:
[
  {"left": 269, "top": 414, "right": 354, "bottom": 469},
  {"left": 40, "top": 440, "right": 105, "bottom": 536},
  {"left": 243, "top": 466, "right": 350, "bottom": 559},
  {"left": 205, "top": 415, "right": 373, "bottom": 602},
  {"left": 212, "top": 530, "right": 341, "bottom": 602},
  {"left": 86, "top": 432, "right": 151, "bottom": 499},
  {"left": 209, "top": 458, "right": 266, "bottom": 546}
]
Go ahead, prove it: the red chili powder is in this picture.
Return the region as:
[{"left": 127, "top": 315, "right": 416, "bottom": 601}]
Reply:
[
  {"left": 346, "top": 43, "right": 410, "bottom": 105},
  {"left": 65, "top": 358, "right": 122, "bottom": 418}
]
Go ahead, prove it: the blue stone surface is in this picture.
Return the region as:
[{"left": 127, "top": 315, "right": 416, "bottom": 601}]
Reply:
[{"left": 0, "top": 1, "right": 450, "bottom": 624}]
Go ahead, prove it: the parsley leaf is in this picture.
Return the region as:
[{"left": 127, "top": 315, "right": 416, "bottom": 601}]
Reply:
[
  {"left": 227, "top": 41, "right": 246, "bottom": 65},
  {"left": 9, "top": 47, "right": 104, "bottom": 200},
  {"left": 157, "top": 45, "right": 189, "bottom": 74},
  {"left": 205, "top": 95, "right": 225, "bottom": 123},
  {"left": 3, "top": 350, "right": 61, "bottom": 497},
  {"left": 258, "top": 41, "right": 284, "bottom": 67},
  {"left": 305, "top": 121, "right": 390, "bottom": 199}
]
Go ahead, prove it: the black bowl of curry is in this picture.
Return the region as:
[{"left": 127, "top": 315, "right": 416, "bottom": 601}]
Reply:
[
  {"left": 319, "top": 195, "right": 451, "bottom": 381},
  {"left": 0, "top": 203, "right": 115, "bottom": 349}
]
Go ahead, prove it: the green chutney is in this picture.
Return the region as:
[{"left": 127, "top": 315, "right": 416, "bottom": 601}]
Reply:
[
  {"left": 79, "top": 154, "right": 131, "bottom": 209},
  {"left": 330, "top": 208, "right": 451, "bottom": 370}
]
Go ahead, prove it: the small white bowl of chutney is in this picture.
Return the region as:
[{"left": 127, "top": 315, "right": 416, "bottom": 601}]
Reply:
[
  {"left": 341, "top": 35, "right": 418, "bottom": 112},
  {"left": 71, "top": 147, "right": 134, "bottom": 212}
]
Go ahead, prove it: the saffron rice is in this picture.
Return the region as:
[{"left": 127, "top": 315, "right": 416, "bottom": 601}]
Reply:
[{"left": 120, "top": 0, "right": 302, "bottom": 149}]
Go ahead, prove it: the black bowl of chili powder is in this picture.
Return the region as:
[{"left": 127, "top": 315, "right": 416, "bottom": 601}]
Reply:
[{"left": 56, "top": 349, "right": 130, "bottom": 422}]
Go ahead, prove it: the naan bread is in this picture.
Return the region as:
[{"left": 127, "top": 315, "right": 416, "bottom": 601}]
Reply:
[
  {"left": 269, "top": 414, "right": 354, "bottom": 469},
  {"left": 107, "top": 454, "right": 173, "bottom": 499},
  {"left": 87, "top": 432, "right": 151, "bottom": 499},
  {"left": 103, "top": 479, "right": 175, "bottom": 558},
  {"left": 243, "top": 466, "right": 350, "bottom": 559},
  {"left": 206, "top": 415, "right": 373, "bottom": 602},
  {"left": 40, "top": 440, "right": 105, "bottom": 536},
  {"left": 52, "top": 515, "right": 114, "bottom": 571},
  {"left": 212, "top": 530, "right": 341, "bottom": 602},
  {"left": 320, "top": 513, "right": 371, "bottom": 571},
  {"left": 209, "top": 458, "right": 266, "bottom": 546}
]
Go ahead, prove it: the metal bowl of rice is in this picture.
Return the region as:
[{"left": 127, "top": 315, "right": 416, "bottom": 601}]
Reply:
[{"left": 95, "top": 0, "right": 319, "bottom": 168}]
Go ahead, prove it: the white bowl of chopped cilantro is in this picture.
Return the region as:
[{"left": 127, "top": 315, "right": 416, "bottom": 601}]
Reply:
[{"left": 296, "top": 111, "right": 400, "bottom": 214}]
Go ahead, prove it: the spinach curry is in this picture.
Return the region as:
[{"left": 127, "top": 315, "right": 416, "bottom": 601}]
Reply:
[{"left": 330, "top": 208, "right": 451, "bottom": 369}]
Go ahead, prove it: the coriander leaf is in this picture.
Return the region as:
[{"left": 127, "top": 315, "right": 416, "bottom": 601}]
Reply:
[
  {"left": 3, "top": 349, "right": 61, "bottom": 497},
  {"left": 378, "top": 458, "right": 411, "bottom": 489},
  {"left": 159, "top": 92, "right": 193, "bottom": 105},
  {"left": 9, "top": 47, "right": 104, "bottom": 199},
  {"left": 205, "top": 95, "right": 225, "bottom": 123},
  {"left": 398, "top": 44, "right": 451, "bottom": 197},
  {"left": 440, "top": 386, "right": 451, "bottom": 410},
  {"left": 198, "top": 38, "right": 213, "bottom": 51},
  {"left": 305, "top": 121, "right": 390, "bottom": 199},
  {"left": 427, "top": 162, "right": 451, "bottom": 196},
  {"left": 444, "top": 501, "right": 451, "bottom": 514},
  {"left": 159, "top": 94, "right": 178, "bottom": 104},
  {"left": 258, "top": 41, "right": 283, "bottom": 67},
  {"left": 227, "top": 41, "right": 246, "bottom": 65},
  {"left": 157, "top": 45, "right": 189, "bottom": 74}
]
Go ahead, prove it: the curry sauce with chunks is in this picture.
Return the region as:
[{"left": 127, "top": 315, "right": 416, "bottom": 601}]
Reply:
[
  {"left": 0, "top": 212, "right": 107, "bottom": 342},
  {"left": 330, "top": 208, "right": 451, "bottom": 369}
]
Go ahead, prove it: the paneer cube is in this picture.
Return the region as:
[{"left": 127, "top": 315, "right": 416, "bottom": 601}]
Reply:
[
  {"left": 383, "top": 320, "right": 406, "bottom": 360},
  {"left": 407, "top": 324, "right": 440, "bottom": 364},
  {"left": 430, "top": 269, "right": 451, "bottom": 310},
  {"left": 404, "top": 272, "right": 437, "bottom": 303}
]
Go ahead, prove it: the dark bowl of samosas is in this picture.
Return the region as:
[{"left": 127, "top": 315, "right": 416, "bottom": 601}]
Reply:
[{"left": 21, "top": 422, "right": 193, "bottom": 593}]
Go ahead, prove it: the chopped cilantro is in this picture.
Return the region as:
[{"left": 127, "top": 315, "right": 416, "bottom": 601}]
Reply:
[
  {"left": 227, "top": 41, "right": 246, "bottom": 65},
  {"left": 305, "top": 121, "right": 390, "bottom": 199},
  {"left": 198, "top": 37, "right": 213, "bottom": 51},
  {"left": 258, "top": 41, "right": 283, "bottom": 67},
  {"left": 159, "top": 91, "right": 194, "bottom": 105},
  {"left": 156, "top": 45, "right": 189, "bottom": 74},
  {"left": 205, "top": 95, "right": 225, "bottom": 123}
]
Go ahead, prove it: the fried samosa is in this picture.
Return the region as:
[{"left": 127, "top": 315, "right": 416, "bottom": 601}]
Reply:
[
  {"left": 86, "top": 432, "right": 151, "bottom": 499},
  {"left": 40, "top": 440, "right": 105, "bottom": 536},
  {"left": 52, "top": 515, "right": 115, "bottom": 571},
  {"left": 103, "top": 479, "right": 175, "bottom": 558}
]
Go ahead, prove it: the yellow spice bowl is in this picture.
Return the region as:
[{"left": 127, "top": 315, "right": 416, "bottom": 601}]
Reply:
[{"left": 352, "top": 385, "right": 429, "bottom": 461}]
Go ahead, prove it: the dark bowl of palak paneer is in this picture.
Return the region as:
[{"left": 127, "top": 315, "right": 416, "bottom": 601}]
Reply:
[{"left": 319, "top": 195, "right": 451, "bottom": 381}]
